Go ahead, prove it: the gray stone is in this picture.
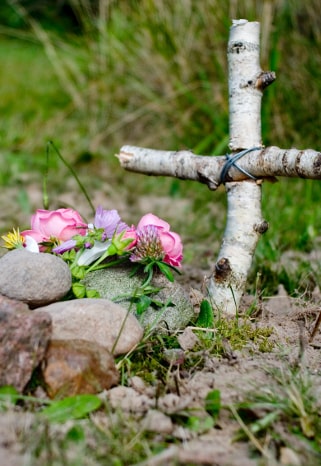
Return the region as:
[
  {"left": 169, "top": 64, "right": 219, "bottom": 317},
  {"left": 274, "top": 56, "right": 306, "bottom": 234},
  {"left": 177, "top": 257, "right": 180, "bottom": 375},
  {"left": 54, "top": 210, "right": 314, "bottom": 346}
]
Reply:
[
  {"left": 37, "top": 298, "right": 144, "bottom": 356},
  {"left": 42, "top": 339, "right": 119, "bottom": 398},
  {"left": 82, "top": 266, "right": 195, "bottom": 333},
  {"left": 0, "top": 306, "right": 52, "bottom": 392},
  {"left": 0, "top": 294, "right": 30, "bottom": 313},
  {"left": 0, "top": 249, "right": 72, "bottom": 307}
]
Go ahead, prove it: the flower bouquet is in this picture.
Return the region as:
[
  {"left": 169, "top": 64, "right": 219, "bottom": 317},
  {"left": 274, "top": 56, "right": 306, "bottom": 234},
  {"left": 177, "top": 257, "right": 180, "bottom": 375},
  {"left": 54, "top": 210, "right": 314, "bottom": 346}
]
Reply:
[{"left": 2, "top": 206, "right": 183, "bottom": 300}]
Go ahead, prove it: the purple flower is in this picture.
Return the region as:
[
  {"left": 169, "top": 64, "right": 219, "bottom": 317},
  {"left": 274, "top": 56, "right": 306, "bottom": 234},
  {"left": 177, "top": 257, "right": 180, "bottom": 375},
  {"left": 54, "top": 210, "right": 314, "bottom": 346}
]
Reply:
[
  {"left": 53, "top": 239, "right": 77, "bottom": 254},
  {"left": 130, "top": 225, "right": 165, "bottom": 263},
  {"left": 94, "top": 206, "right": 128, "bottom": 239}
]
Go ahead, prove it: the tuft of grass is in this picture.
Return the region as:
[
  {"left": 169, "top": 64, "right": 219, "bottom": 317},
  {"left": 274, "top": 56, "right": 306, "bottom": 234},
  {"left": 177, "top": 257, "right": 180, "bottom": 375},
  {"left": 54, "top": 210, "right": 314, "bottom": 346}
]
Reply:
[
  {"left": 117, "top": 302, "right": 274, "bottom": 390},
  {"left": 232, "top": 365, "right": 321, "bottom": 463}
]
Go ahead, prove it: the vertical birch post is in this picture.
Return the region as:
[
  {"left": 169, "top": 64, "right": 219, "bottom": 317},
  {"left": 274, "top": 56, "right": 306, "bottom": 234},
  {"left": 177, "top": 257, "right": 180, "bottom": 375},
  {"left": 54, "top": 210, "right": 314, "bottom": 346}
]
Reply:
[
  {"left": 119, "top": 20, "right": 321, "bottom": 317},
  {"left": 207, "top": 20, "right": 268, "bottom": 314}
]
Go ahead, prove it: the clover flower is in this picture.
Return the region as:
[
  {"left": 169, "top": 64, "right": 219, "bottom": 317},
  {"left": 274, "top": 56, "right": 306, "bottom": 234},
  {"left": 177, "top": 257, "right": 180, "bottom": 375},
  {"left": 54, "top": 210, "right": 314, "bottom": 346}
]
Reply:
[
  {"left": 130, "top": 225, "right": 165, "bottom": 263},
  {"left": 134, "top": 213, "right": 183, "bottom": 267}
]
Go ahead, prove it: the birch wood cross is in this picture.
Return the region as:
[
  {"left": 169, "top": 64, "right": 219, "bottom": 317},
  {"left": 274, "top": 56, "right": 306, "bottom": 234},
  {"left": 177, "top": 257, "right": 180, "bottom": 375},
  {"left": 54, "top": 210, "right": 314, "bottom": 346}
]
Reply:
[{"left": 117, "top": 19, "right": 321, "bottom": 315}]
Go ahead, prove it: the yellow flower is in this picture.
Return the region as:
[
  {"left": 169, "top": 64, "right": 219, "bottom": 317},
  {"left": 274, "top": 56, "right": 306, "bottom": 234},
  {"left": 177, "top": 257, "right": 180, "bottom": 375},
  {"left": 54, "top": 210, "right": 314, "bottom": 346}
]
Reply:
[{"left": 1, "top": 228, "right": 25, "bottom": 250}]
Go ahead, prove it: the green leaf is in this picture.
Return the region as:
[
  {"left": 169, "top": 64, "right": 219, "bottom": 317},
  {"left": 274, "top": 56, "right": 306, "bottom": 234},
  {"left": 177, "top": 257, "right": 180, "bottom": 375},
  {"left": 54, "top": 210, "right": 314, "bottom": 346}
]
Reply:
[
  {"left": 86, "top": 288, "right": 100, "bottom": 298},
  {"left": 196, "top": 299, "right": 214, "bottom": 328},
  {"left": 40, "top": 394, "right": 102, "bottom": 423},
  {"left": 186, "top": 415, "right": 214, "bottom": 433},
  {"left": 140, "top": 285, "right": 162, "bottom": 296},
  {"left": 233, "top": 409, "right": 281, "bottom": 441},
  {"left": 156, "top": 261, "right": 174, "bottom": 282},
  {"left": 249, "top": 410, "right": 281, "bottom": 435},
  {"left": 0, "top": 385, "right": 19, "bottom": 407},
  {"left": 65, "top": 425, "right": 85, "bottom": 443},
  {"left": 136, "top": 295, "right": 152, "bottom": 315},
  {"left": 149, "top": 298, "right": 166, "bottom": 309},
  {"left": 71, "top": 265, "right": 87, "bottom": 280},
  {"left": 205, "top": 389, "right": 221, "bottom": 420},
  {"left": 72, "top": 282, "right": 86, "bottom": 299}
]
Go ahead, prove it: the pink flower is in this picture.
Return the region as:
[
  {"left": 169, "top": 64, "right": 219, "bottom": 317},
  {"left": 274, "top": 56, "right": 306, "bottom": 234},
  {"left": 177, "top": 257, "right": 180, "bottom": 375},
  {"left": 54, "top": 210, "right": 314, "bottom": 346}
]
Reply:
[
  {"left": 22, "top": 208, "right": 87, "bottom": 250},
  {"left": 122, "top": 226, "right": 137, "bottom": 250},
  {"left": 130, "top": 225, "right": 164, "bottom": 263},
  {"left": 135, "top": 213, "right": 183, "bottom": 267}
]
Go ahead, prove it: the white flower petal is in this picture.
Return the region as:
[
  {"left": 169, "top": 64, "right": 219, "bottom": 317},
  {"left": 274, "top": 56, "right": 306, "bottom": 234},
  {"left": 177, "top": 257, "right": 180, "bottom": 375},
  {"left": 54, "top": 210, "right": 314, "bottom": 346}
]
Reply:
[
  {"left": 24, "top": 235, "right": 40, "bottom": 253},
  {"left": 77, "top": 240, "right": 111, "bottom": 266}
]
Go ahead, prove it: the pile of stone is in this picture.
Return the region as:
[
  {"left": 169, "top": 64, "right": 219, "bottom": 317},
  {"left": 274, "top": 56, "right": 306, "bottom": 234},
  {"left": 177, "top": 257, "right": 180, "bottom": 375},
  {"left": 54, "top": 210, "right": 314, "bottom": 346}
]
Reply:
[{"left": 0, "top": 249, "right": 194, "bottom": 398}]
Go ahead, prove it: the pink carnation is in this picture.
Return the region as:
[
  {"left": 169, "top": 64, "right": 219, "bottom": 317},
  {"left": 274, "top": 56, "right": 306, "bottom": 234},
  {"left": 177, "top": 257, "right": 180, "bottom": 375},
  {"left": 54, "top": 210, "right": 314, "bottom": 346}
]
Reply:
[
  {"left": 22, "top": 208, "right": 87, "bottom": 250},
  {"left": 136, "top": 213, "right": 183, "bottom": 267}
]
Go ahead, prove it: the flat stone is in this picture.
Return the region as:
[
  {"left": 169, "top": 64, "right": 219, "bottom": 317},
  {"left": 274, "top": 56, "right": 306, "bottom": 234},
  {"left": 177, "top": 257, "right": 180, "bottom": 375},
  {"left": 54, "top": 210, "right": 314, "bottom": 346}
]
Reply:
[
  {"left": 82, "top": 266, "right": 195, "bottom": 333},
  {"left": 0, "top": 307, "right": 52, "bottom": 392},
  {"left": 37, "top": 298, "right": 144, "bottom": 356},
  {"left": 42, "top": 339, "right": 119, "bottom": 398},
  {"left": 0, "top": 249, "right": 72, "bottom": 307}
]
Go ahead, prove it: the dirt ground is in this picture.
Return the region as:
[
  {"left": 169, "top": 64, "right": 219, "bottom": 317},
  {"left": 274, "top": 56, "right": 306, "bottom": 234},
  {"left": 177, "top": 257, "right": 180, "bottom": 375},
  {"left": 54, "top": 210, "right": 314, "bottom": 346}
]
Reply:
[{"left": 1, "top": 173, "right": 321, "bottom": 466}]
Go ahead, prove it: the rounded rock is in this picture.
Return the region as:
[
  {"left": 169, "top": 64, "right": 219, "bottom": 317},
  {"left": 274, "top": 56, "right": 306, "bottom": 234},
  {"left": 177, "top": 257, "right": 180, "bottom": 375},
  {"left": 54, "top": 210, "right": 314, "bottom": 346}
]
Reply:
[
  {"left": 0, "top": 250, "right": 72, "bottom": 307},
  {"left": 37, "top": 298, "right": 144, "bottom": 356},
  {"left": 43, "top": 339, "right": 119, "bottom": 398},
  {"left": 82, "top": 266, "right": 196, "bottom": 333}
]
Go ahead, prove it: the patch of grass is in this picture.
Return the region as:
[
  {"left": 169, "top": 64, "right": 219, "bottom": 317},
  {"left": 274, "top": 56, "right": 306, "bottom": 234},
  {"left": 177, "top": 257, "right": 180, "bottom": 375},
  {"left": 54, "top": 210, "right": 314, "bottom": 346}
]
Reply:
[
  {"left": 247, "top": 177, "right": 321, "bottom": 296},
  {"left": 192, "top": 314, "right": 274, "bottom": 355},
  {"left": 117, "top": 306, "right": 274, "bottom": 391},
  {"left": 24, "top": 404, "right": 177, "bottom": 466},
  {"left": 233, "top": 365, "right": 321, "bottom": 463}
]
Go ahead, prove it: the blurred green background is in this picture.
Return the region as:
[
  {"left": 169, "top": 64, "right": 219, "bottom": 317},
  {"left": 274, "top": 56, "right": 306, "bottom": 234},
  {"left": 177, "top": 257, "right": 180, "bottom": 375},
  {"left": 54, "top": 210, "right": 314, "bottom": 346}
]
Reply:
[{"left": 1, "top": 0, "right": 321, "bottom": 296}]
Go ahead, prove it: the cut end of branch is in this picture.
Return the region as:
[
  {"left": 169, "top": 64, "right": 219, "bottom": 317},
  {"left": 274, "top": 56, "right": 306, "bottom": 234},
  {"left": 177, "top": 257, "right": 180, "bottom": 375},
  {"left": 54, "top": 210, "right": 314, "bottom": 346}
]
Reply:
[
  {"left": 232, "top": 19, "right": 250, "bottom": 27},
  {"left": 115, "top": 150, "right": 134, "bottom": 166}
]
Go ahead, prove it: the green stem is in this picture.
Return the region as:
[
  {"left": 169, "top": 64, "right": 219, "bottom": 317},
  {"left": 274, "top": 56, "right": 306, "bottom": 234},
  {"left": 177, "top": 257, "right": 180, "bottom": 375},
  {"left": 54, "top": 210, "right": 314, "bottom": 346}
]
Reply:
[{"left": 47, "top": 141, "right": 95, "bottom": 215}]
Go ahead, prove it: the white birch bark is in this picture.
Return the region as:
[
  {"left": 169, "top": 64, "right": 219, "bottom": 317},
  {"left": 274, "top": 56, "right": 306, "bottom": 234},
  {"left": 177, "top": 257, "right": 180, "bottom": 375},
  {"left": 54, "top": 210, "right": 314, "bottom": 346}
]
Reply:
[
  {"left": 117, "top": 146, "right": 321, "bottom": 189},
  {"left": 207, "top": 181, "right": 266, "bottom": 313},
  {"left": 207, "top": 20, "right": 265, "bottom": 314},
  {"left": 117, "top": 20, "right": 317, "bottom": 315}
]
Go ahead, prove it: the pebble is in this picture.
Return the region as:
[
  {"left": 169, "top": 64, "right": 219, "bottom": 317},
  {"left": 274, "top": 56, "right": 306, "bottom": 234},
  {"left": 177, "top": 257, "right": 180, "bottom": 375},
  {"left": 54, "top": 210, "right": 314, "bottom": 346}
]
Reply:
[
  {"left": 142, "top": 409, "right": 174, "bottom": 434},
  {"left": 0, "top": 295, "right": 52, "bottom": 392},
  {"left": 42, "top": 339, "right": 119, "bottom": 398},
  {"left": 37, "top": 298, "right": 144, "bottom": 356},
  {"left": 0, "top": 250, "right": 72, "bottom": 307}
]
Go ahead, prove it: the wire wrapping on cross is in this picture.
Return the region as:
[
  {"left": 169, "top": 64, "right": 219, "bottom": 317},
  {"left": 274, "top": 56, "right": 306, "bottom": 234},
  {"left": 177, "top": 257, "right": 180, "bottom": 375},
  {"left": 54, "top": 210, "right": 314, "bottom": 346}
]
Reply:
[{"left": 219, "top": 147, "right": 262, "bottom": 184}]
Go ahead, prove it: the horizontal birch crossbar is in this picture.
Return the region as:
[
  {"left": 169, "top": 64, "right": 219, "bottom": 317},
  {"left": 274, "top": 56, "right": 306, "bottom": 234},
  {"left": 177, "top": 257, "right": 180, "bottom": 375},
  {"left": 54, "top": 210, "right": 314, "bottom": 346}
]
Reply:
[{"left": 117, "top": 145, "right": 321, "bottom": 190}]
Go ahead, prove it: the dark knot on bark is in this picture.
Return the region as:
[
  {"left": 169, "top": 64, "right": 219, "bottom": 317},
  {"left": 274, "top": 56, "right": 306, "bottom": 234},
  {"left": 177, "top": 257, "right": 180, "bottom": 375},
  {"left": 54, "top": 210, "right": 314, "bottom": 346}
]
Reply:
[
  {"left": 214, "top": 257, "right": 232, "bottom": 282},
  {"left": 255, "top": 71, "right": 276, "bottom": 90},
  {"left": 254, "top": 220, "right": 269, "bottom": 234}
]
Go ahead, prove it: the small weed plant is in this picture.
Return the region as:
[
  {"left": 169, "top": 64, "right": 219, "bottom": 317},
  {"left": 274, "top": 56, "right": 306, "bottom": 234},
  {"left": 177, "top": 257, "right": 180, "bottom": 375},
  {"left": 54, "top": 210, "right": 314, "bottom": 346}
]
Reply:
[{"left": 232, "top": 364, "right": 321, "bottom": 463}]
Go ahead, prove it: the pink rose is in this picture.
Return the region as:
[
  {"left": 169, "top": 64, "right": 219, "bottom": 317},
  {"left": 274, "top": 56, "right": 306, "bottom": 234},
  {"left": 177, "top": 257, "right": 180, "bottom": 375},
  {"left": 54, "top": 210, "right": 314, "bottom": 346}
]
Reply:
[
  {"left": 22, "top": 208, "right": 87, "bottom": 250},
  {"left": 137, "top": 213, "right": 183, "bottom": 267}
]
